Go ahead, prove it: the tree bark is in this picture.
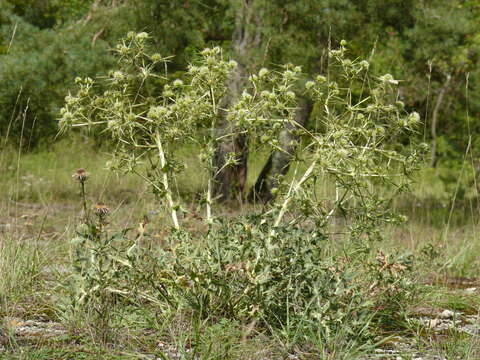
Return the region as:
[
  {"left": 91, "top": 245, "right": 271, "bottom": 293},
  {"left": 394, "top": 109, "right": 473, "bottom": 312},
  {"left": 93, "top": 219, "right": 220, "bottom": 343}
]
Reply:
[
  {"left": 249, "top": 98, "right": 313, "bottom": 203},
  {"left": 213, "top": 0, "right": 262, "bottom": 201},
  {"left": 430, "top": 74, "right": 451, "bottom": 168}
]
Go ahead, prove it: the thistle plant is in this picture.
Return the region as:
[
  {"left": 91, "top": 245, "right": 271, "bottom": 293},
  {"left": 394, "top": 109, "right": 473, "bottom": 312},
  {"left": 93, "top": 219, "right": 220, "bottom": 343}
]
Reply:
[
  {"left": 68, "top": 169, "right": 154, "bottom": 343},
  {"left": 229, "top": 64, "right": 301, "bottom": 151},
  {"left": 162, "top": 47, "right": 236, "bottom": 223},
  {"left": 59, "top": 34, "right": 427, "bottom": 347},
  {"left": 69, "top": 170, "right": 119, "bottom": 342},
  {"left": 60, "top": 32, "right": 182, "bottom": 228},
  {"left": 259, "top": 41, "right": 426, "bottom": 242},
  {"left": 59, "top": 32, "right": 427, "bottom": 250},
  {"left": 154, "top": 43, "right": 427, "bottom": 335},
  {"left": 59, "top": 34, "right": 238, "bottom": 227}
]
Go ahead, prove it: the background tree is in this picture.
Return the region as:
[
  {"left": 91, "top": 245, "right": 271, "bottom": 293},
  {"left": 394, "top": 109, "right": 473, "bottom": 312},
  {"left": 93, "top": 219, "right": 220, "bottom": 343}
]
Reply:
[{"left": 2, "top": 0, "right": 480, "bottom": 202}]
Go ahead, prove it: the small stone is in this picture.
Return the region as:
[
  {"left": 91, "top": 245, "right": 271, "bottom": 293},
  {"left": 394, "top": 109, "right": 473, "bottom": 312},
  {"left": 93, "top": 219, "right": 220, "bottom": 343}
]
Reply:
[
  {"left": 465, "top": 316, "right": 477, "bottom": 324},
  {"left": 439, "top": 310, "right": 455, "bottom": 319},
  {"left": 462, "top": 325, "right": 480, "bottom": 335}
]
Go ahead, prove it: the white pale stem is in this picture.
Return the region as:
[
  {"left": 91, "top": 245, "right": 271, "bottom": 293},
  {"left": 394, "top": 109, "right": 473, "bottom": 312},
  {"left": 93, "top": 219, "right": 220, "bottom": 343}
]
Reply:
[
  {"left": 272, "top": 158, "right": 318, "bottom": 232},
  {"left": 206, "top": 86, "right": 216, "bottom": 224},
  {"left": 206, "top": 178, "right": 212, "bottom": 224},
  {"left": 155, "top": 132, "right": 179, "bottom": 229}
]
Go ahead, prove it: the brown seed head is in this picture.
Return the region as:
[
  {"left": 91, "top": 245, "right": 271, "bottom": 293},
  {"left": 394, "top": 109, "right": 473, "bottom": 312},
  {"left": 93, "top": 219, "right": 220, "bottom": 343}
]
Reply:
[
  {"left": 73, "top": 168, "right": 89, "bottom": 182},
  {"left": 94, "top": 202, "right": 110, "bottom": 217}
]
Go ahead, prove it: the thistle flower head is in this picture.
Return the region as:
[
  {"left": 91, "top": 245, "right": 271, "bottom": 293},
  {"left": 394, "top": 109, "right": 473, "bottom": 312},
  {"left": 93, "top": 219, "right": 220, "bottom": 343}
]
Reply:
[
  {"left": 151, "top": 53, "right": 163, "bottom": 62},
  {"left": 73, "top": 168, "right": 89, "bottom": 183},
  {"left": 379, "top": 73, "right": 399, "bottom": 85},
  {"left": 173, "top": 79, "right": 184, "bottom": 87},
  {"left": 136, "top": 32, "right": 149, "bottom": 41},
  {"left": 359, "top": 60, "right": 369, "bottom": 69},
  {"left": 408, "top": 112, "right": 420, "bottom": 123},
  {"left": 261, "top": 90, "right": 270, "bottom": 98},
  {"left": 112, "top": 71, "right": 124, "bottom": 80},
  {"left": 94, "top": 202, "right": 110, "bottom": 217},
  {"left": 241, "top": 91, "right": 252, "bottom": 100},
  {"left": 258, "top": 68, "right": 269, "bottom": 78}
]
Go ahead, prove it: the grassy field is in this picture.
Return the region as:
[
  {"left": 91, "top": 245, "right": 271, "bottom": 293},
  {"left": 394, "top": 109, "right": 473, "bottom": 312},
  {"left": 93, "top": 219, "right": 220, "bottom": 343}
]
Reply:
[{"left": 0, "top": 140, "right": 479, "bottom": 360}]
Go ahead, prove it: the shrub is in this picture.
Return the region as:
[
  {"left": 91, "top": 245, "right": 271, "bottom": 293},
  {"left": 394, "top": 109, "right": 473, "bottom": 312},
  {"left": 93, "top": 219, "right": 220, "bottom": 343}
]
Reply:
[{"left": 60, "top": 34, "right": 426, "bottom": 349}]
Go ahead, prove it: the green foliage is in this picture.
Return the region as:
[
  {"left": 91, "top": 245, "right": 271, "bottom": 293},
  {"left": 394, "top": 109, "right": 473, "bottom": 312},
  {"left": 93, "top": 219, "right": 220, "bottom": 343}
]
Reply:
[
  {"left": 4, "top": 0, "right": 96, "bottom": 28},
  {"left": 5, "top": 0, "right": 58, "bottom": 28},
  {"left": 130, "top": 0, "right": 215, "bottom": 71},
  {"left": 0, "top": 11, "right": 113, "bottom": 148},
  {"left": 65, "top": 172, "right": 165, "bottom": 342},
  {"left": 68, "top": 222, "right": 132, "bottom": 342},
  {"left": 369, "top": 0, "right": 480, "bottom": 171},
  {"left": 158, "top": 217, "right": 415, "bottom": 338}
]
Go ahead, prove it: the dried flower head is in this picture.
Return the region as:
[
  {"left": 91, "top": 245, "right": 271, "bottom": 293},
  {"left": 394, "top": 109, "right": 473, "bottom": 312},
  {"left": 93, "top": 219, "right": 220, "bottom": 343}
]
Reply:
[
  {"left": 72, "top": 168, "right": 89, "bottom": 183},
  {"left": 94, "top": 202, "right": 110, "bottom": 217}
]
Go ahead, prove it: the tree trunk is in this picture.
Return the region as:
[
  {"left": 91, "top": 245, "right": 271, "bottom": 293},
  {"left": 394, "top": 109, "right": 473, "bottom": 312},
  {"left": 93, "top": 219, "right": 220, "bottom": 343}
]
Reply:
[
  {"left": 213, "top": 0, "right": 262, "bottom": 201},
  {"left": 430, "top": 74, "right": 451, "bottom": 168},
  {"left": 249, "top": 98, "right": 313, "bottom": 203}
]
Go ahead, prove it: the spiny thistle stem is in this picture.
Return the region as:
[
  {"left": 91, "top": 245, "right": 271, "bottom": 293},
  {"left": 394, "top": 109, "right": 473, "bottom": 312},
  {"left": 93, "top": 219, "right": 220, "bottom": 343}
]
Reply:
[
  {"left": 206, "top": 177, "right": 213, "bottom": 224},
  {"left": 80, "top": 181, "right": 89, "bottom": 224},
  {"left": 155, "top": 132, "right": 179, "bottom": 229},
  {"left": 271, "top": 157, "right": 318, "bottom": 236},
  {"left": 73, "top": 169, "right": 90, "bottom": 225},
  {"left": 206, "top": 85, "right": 217, "bottom": 225}
]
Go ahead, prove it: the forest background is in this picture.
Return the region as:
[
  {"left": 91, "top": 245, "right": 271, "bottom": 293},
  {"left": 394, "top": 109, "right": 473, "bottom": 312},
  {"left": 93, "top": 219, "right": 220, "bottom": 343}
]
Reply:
[{"left": 1, "top": 0, "right": 480, "bottom": 209}]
